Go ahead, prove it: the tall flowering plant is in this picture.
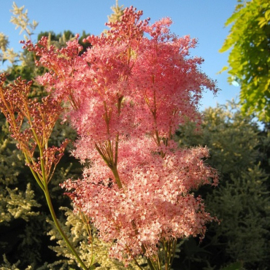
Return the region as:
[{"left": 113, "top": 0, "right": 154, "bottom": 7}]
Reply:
[
  {"left": 5, "top": 6, "right": 218, "bottom": 269},
  {"left": 0, "top": 74, "right": 91, "bottom": 270}
]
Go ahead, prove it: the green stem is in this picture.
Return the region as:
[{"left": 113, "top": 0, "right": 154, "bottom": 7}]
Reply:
[
  {"left": 111, "top": 165, "right": 123, "bottom": 189},
  {"left": 141, "top": 244, "right": 156, "bottom": 270},
  {"left": 170, "top": 240, "right": 177, "bottom": 268},
  {"left": 43, "top": 183, "right": 89, "bottom": 270},
  {"left": 163, "top": 241, "right": 168, "bottom": 270},
  {"left": 23, "top": 153, "right": 45, "bottom": 191}
]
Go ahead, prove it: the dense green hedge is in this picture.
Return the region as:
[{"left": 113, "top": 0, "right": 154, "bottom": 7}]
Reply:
[{"left": 173, "top": 102, "right": 270, "bottom": 270}]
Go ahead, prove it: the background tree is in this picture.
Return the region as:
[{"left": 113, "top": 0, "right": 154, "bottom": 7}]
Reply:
[
  {"left": 220, "top": 0, "right": 270, "bottom": 122},
  {"left": 174, "top": 101, "right": 270, "bottom": 270}
]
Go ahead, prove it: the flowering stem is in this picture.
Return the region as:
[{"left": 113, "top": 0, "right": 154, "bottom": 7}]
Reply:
[
  {"left": 111, "top": 165, "right": 122, "bottom": 189},
  {"left": 29, "top": 117, "right": 89, "bottom": 269},
  {"left": 30, "top": 137, "right": 90, "bottom": 269},
  {"left": 95, "top": 140, "right": 123, "bottom": 189},
  {"left": 43, "top": 182, "right": 89, "bottom": 270},
  {"left": 21, "top": 150, "right": 44, "bottom": 191},
  {"left": 161, "top": 239, "right": 176, "bottom": 270},
  {"left": 141, "top": 244, "right": 156, "bottom": 270},
  {"left": 163, "top": 241, "right": 169, "bottom": 270},
  {"left": 170, "top": 240, "right": 177, "bottom": 268}
]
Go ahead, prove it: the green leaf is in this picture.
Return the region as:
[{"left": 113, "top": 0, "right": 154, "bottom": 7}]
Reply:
[
  {"left": 264, "top": 9, "right": 270, "bottom": 20},
  {"left": 220, "top": 0, "right": 270, "bottom": 121},
  {"left": 224, "top": 9, "right": 242, "bottom": 26},
  {"left": 217, "top": 66, "right": 229, "bottom": 74},
  {"left": 258, "top": 17, "right": 267, "bottom": 27},
  {"left": 219, "top": 38, "right": 234, "bottom": 53}
]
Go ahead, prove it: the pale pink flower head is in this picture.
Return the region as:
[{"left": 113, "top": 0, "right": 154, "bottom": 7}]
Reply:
[{"left": 62, "top": 142, "right": 218, "bottom": 261}]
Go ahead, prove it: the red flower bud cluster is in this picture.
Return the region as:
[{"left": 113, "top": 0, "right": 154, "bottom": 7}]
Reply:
[{"left": 0, "top": 74, "right": 68, "bottom": 184}]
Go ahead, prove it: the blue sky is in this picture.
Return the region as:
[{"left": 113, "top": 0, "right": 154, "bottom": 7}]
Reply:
[{"left": 1, "top": 0, "right": 239, "bottom": 110}]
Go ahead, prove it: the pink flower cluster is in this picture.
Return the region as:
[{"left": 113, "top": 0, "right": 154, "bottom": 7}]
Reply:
[
  {"left": 63, "top": 141, "right": 217, "bottom": 261},
  {"left": 24, "top": 6, "right": 218, "bottom": 263}
]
